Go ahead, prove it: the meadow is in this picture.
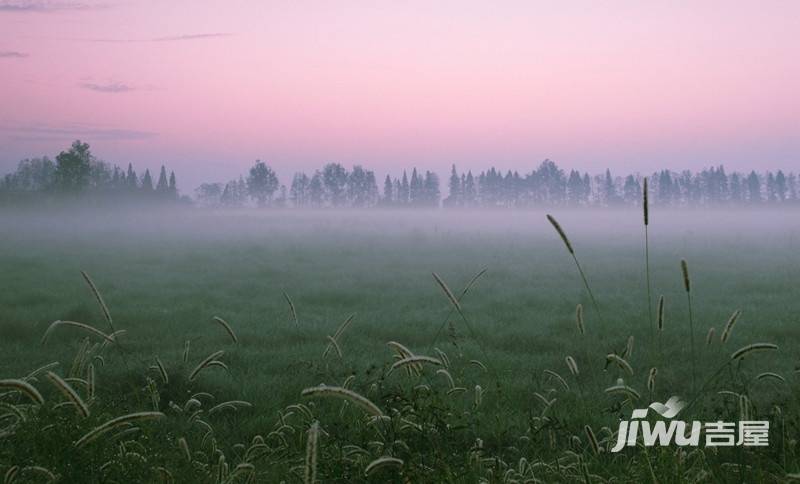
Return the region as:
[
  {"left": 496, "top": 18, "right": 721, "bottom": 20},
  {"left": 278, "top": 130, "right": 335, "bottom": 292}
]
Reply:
[{"left": 1, "top": 207, "right": 799, "bottom": 482}]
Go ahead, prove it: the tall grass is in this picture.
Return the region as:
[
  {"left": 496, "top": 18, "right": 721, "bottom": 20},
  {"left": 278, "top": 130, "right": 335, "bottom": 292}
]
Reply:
[
  {"left": 546, "top": 214, "right": 601, "bottom": 319},
  {"left": 0, "top": 215, "right": 793, "bottom": 482},
  {"left": 681, "top": 259, "right": 697, "bottom": 392},
  {"left": 643, "top": 177, "right": 654, "bottom": 340}
]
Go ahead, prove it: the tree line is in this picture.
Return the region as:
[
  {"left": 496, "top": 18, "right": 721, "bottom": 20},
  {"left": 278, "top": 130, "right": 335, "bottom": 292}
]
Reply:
[
  {"left": 196, "top": 161, "right": 440, "bottom": 208},
  {"left": 443, "top": 161, "right": 798, "bottom": 208},
  {"left": 198, "top": 158, "right": 799, "bottom": 209},
  {"left": 3, "top": 140, "right": 798, "bottom": 208},
  {"left": 0, "top": 141, "right": 182, "bottom": 204}
]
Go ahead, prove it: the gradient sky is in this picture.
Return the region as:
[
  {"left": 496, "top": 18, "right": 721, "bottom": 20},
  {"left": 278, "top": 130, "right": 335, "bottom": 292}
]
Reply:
[{"left": 1, "top": 0, "right": 798, "bottom": 190}]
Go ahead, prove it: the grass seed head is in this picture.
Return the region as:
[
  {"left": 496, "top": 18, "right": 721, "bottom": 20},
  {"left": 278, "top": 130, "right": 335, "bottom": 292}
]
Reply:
[
  {"left": 212, "top": 316, "right": 238, "bottom": 344},
  {"left": 731, "top": 343, "right": 778, "bottom": 360},
  {"left": 575, "top": 304, "right": 585, "bottom": 335},
  {"left": 304, "top": 421, "right": 320, "bottom": 484},
  {"left": 720, "top": 310, "right": 742, "bottom": 344},
  {"left": 643, "top": 177, "right": 649, "bottom": 226},
  {"left": 680, "top": 259, "right": 691, "bottom": 293},
  {"left": 546, "top": 214, "right": 574, "bottom": 254}
]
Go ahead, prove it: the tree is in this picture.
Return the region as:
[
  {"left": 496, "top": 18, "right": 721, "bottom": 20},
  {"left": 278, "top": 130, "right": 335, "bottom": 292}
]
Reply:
[
  {"left": 766, "top": 172, "right": 776, "bottom": 202},
  {"left": 290, "top": 173, "right": 310, "bottom": 207},
  {"left": 126, "top": 163, "right": 138, "bottom": 191},
  {"left": 409, "top": 168, "right": 421, "bottom": 206},
  {"left": 221, "top": 177, "right": 247, "bottom": 207},
  {"left": 347, "top": 165, "right": 370, "bottom": 207},
  {"left": 623, "top": 175, "right": 640, "bottom": 205},
  {"left": 156, "top": 166, "right": 169, "bottom": 196},
  {"left": 604, "top": 169, "right": 619, "bottom": 206},
  {"left": 657, "top": 171, "right": 674, "bottom": 206},
  {"left": 141, "top": 169, "right": 154, "bottom": 192},
  {"left": 168, "top": 171, "right": 178, "bottom": 198},
  {"left": 322, "top": 163, "right": 348, "bottom": 206},
  {"left": 746, "top": 171, "right": 761, "bottom": 204},
  {"left": 445, "top": 164, "right": 461, "bottom": 207},
  {"left": 463, "top": 171, "right": 476, "bottom": 207},
  {"left": 274, "top": 185, "right": 288, "bottom": 208},
  {"left": 567, "top": 170, "right": 583, "bottom": 206},
  {"left": 730, "top": 173, "right": 742, "bottom": 204},
  {"left": 422, "top": 171, "right": 440, "bottom": 207},
  {"left": 382, "top": 175, "right": 393, "bottom": 205},
  {"left": 54, "top": 140, "right": 93, "bottom": 193},
  {"left": 3, "top": 157, "right": 55, "bottom": 191},
  {"left": 365, "top": 170, "right": 379, "bottom": 206},
  {"left": 399, "top": 171, "right": 409, "bottom": 205},
  {"left": 776, "top": 170, "right": 787, "bottom": 202},
  {"left": 309, "top": 171, "right": 324, "bottom": 207},
  {"left": 195, "top": 183, "right": 223, "bottom": 207},
  {"left": 246, "top": 160, "right": 280, "bottom": 206}
]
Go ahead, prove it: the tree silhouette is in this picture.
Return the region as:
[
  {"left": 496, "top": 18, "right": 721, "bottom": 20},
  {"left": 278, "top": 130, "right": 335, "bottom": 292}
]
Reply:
[
  {"left": 246, "top": 160, "right": 280, "bottom": 206},
  {"left": 54, "top": 140, "right": 92, "bottom": 193}
]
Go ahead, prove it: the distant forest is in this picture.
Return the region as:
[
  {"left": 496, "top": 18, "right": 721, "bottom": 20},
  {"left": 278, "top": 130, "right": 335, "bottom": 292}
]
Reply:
[
  {"left": 2, "top": 140, "right": 798, "bottom": 209},
  {"left": 0, "top": 141, "right": 183, "bottom": 204}
]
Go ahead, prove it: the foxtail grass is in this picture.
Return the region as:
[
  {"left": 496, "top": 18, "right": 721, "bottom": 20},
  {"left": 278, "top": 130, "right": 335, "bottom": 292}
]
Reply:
[
  {"left": 731, "top": 343, "right": 778, "bottom": 360},
  {"left": 643, "top": 178, "right": 654, "bottom": 340},
  {"left": 283, "top": 291, "right": 299, "bottom": 325},
  {"left": 81, "top": 271, "right": 129, "bottom": 369},
  {"left": 584, "top": 425, "right": 600, "bottom": 455},
  {"left": 74, "top": 412, "right": 165, "bottom": 448},
  {"left": 212, "top": 316, "right": 238, "bottom": 344},
  {"left": 681, "top": 259, "right": 697, "bottom": 392},
  {"left": 188, "top": 350, "right": 225, "bottom": 381},
  {"left": 389, "top": 355, "right": 443, "bottom": 375},
  {"left": 720, "top": 310, "right": 741, "bottom": 344},
  {"left": 656, "top": 295, "right": 664, "bottom": 360},
  {"left": 323, "top": 313, "right": 355, "bottom": 359},
  {"left": 45, "top": 371, "right": 89, "bottom": 418},
  {"left": 546, "top": 215, "right": 601, "bottom": 319},
  {"left": 431, "top": 272, "right": 500, "bottom": 388},
  {"left": 575, "top": 304, "right": 585, "bottom": 335},
  {"left": 301, "top": 385, "right": 384, "bottom": 417},
  {"left": 305, "top": 421, "right": 320, "bottom": 484},
  {"left": 364, "top": 457, "right": 403, "bottom": 476},
  {"left": 0, "top": 379, "right": 44, "bottom": 405},
  {"left": 41, "top": 320, "right": 114, "bottom": 346},
  {"left": 647, "top": 367, "right": 657, "bottom": 400},
  {"left": 428, "top": 268, "right": 486, "bottom": 352}
]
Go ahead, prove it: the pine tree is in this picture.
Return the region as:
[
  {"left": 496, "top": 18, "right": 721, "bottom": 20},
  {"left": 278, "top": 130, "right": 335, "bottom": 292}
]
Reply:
[
  {"left": 399, "top": 171, "right": 409, "bottom": 205},
  {"left": 747, "top": 171, "right": 761, "bottom": 203},
  {"left": 409, "top": 168, "right": 421, "bottom": 206},
  {"left": 126, "top": 163, "right": 138, "bottom": 190},
  {"left": 464, "top": 171, "right": 476, "bottom": 207},
  {"left": 156, "top": 165, "right": 169, "bottom": 195},
  {"left": 446, "top": 164, "right": 461, "bottom": 207},
  {"left": 168, "top": 171, "right": 177, "bottom": 198},
  {"left": 776, "top": 170, "right": 787, "bottom": 202},
  {"left": 423, "top": 171, "right": 440, "bottom": 207},
  {"left": 141, "top": 169, "right": 154, "bottom": 192},
  {"left": 383, "top": 174, "right": 393, "bottom": 205}
]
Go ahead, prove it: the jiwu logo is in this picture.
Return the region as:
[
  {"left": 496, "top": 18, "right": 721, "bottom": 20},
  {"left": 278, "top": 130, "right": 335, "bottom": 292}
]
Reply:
[{"left": 611, "top": 396, "right": 769, "bottom": 452}]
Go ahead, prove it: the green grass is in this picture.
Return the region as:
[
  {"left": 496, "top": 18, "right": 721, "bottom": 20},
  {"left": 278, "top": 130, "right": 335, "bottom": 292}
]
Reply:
[{"left": 1, "top": 208, "right": 800, "bottom": 482}]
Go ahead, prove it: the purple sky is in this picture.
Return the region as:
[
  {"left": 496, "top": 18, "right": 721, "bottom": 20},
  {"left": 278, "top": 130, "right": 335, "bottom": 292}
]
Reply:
[{"left": 1, "top": 0, "right": 799, "bottom": 190}]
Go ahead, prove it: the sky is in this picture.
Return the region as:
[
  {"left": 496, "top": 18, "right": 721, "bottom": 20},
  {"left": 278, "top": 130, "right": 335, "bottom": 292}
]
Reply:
[{"left": 1, "top": 0, "right": 798, "bottom": 191}]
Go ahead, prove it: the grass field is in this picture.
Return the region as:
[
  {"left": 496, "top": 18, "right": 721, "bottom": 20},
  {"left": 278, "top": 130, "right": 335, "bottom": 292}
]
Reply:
[{"left": 1, "top": 207, "right": 800, "bottom": 482}]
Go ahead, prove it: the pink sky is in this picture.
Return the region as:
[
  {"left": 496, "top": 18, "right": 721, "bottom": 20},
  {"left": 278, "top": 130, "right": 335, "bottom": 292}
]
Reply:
[{"left": 1, "top": 0, "right": 798, "bottom": 190}]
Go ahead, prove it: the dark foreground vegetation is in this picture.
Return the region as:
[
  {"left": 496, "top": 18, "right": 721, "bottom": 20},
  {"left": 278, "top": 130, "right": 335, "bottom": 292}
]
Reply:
[{"left": 1, "top": 207, "right": 799, "bottom": 482}]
